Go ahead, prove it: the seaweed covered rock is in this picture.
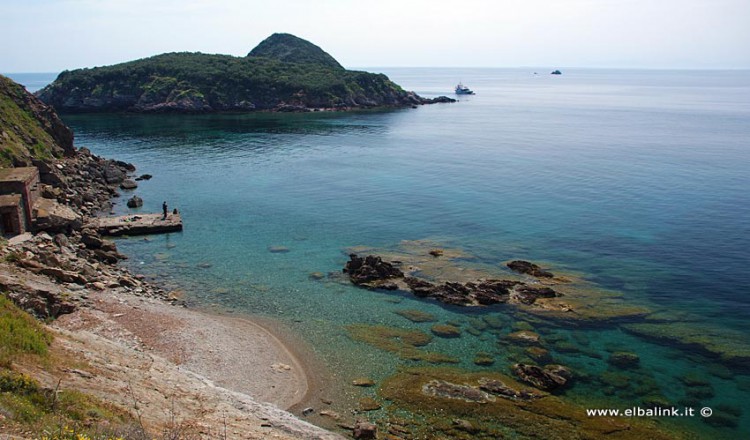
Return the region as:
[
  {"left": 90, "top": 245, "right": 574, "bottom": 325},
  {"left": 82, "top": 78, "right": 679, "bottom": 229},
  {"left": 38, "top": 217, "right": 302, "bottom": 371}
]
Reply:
[
  {"left": 512, "top": 363, "right": 572, "bottom": 391},
  {"left": 608, "top": 352, "right": 641, "bottom": 369}
]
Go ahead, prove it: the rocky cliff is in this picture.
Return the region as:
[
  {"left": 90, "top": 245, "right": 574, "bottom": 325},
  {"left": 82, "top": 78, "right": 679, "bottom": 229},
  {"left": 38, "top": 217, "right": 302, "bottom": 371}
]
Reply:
[
  {"left": 0, "top": 74, "right": 75, "bottom": 167},
  {"left": 36, "top": 34, "right": 452, "bottom": 113}
]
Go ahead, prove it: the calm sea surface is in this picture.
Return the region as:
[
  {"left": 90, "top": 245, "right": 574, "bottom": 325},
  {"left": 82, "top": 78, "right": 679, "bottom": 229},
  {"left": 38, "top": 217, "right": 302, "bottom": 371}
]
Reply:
[{"left": 8, "top": 69, "right": 750, "bottom": 437}]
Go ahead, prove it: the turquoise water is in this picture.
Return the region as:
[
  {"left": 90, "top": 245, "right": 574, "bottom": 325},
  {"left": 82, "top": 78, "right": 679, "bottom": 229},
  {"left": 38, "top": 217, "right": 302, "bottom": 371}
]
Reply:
[{"left": 12, "top": 69, "right": 750, "bottom": 437}]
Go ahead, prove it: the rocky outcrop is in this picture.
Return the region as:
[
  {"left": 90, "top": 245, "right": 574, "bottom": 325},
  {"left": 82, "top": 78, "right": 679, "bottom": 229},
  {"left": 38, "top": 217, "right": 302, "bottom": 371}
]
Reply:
[
  {"left": 344, "top": 254, "right": 561, "bottom": 307},
  {"left": 343, "top": 254, "right": 404, "bottom": 287},
  {"left": 511, "top": 364, "right": 572, "bottom": 391}
]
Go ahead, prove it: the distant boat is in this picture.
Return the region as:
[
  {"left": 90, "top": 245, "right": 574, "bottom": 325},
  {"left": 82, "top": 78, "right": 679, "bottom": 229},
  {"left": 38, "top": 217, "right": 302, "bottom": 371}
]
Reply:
[
  {"left": 551, "top": 70, "right": 562, "bottom": 75},
  {"left": 455, "top": 83, "right": 475, "bottom": 95}
]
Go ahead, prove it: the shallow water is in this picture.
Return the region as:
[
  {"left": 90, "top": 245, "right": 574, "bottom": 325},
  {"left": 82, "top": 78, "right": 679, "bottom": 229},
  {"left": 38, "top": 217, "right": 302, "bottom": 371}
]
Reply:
[{"left": 12, "top": 68, "right": 750, "bottom": 437}]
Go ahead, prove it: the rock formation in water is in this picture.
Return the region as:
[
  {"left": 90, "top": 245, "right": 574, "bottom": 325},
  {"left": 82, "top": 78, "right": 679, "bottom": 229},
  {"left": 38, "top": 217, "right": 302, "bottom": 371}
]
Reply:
[{"left": 343, "top": 254, "right": 562, "bottom": 307}]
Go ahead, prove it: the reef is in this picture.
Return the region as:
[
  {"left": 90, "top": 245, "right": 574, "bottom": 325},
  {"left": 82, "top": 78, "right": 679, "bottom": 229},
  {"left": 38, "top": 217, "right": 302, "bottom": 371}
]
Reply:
[
  {"left": 621, "top": 322, "right": 750, "bottom": 368},
  {"left": 394, "top": 309, "right": 436, "bottom": 323},
  {"left": 344, "top": 240, "right": 652, "bottom": 322},
  {"left": 378, "top": 367, "right": 680, "bottom": 439},
  {"left": 346, "top": 324, "right": 458, "bottom": 364}
]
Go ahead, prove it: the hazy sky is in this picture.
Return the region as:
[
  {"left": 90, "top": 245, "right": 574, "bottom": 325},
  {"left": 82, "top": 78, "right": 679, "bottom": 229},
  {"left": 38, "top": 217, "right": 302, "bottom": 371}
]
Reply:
[{"left": 2, "top": 0, "right": 749, "bottom": 72}]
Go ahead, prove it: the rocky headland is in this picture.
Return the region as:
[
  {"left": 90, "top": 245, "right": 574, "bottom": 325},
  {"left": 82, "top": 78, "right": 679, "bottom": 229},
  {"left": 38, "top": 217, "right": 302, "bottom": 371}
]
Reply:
[{"left": 36, "top": 33, "right": 455, "bottom": 114}]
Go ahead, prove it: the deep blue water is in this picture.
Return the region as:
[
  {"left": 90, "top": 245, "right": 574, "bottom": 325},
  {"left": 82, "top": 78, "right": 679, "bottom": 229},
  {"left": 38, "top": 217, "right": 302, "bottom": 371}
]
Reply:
[{"left": 9, "top": 69, "right": 750, "bottom": 437}]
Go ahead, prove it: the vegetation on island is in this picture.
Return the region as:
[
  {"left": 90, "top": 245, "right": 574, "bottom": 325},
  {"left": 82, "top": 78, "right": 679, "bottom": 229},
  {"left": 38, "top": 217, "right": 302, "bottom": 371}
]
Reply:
[{"left": 36, "top": 33, "right": 428, "bottom": 113}]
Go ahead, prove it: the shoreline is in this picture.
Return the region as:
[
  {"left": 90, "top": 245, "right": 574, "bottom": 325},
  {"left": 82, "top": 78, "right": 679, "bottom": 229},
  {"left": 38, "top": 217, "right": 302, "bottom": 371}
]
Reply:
[
  {"left": 199, "top": 307, "right": 335, "bottom": 412},
  {"left": 53, "top": 282, "right": 324, "bottom": 412}
]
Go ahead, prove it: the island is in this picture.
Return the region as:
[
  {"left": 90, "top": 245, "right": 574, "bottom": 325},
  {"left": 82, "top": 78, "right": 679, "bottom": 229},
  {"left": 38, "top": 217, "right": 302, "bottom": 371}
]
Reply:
[{"left": 36, "top": 33, "right": 454, "bottom": 113}]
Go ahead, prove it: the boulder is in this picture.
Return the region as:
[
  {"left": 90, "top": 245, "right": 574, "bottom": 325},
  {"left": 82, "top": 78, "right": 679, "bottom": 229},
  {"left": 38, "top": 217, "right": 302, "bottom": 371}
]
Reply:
[
  {"left": 103, "top": 164, "right": 126, "bottom": 183},
  {"left": 119, "top": 179, "right": 138, "bottom": 190},
  {"left": 33, "top": 198, "right": 82, "bottom": 233},
  {"left": 127, "top": 196, "right": 143, "bottom": 208},
  {"left": 81, "top": 229, "right": 104, "bottom": 249}
]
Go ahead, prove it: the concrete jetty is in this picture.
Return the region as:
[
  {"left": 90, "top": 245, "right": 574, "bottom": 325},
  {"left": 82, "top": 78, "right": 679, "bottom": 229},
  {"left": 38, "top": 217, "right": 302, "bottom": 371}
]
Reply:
[{"left": 87, "top": 213, "right": 183, "bottom": 236}]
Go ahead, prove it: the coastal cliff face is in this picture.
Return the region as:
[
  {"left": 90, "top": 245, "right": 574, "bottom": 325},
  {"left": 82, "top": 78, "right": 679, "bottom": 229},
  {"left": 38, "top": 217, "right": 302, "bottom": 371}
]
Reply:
[
  {"left": 36, "top": 33, "right": 435, "bottom": 113},
  {"left": 0, "top": 74, "right": 75, "bottom": 167}
]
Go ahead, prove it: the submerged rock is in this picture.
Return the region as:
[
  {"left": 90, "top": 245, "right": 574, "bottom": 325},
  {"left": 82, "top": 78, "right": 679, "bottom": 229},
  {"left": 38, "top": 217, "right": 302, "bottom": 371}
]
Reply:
[
  {"left": 608, "top": 352, "right": 640, "bottom": 369},
  {"left": 431, "top": 324, "right": 461, "bottom": 338},
  {"left": 507, "top": 260, "right": 554, "bottom": 278},
  {"left": 346, "top": 323, "right": 459, "bottom": 364},
  {"left": 473, "top": 352, "right": 495, "bottom": 366},
  {"left": 422, "top": 380, "right": 494, "bottom": 403},
  {"left": 358, "top": 397, "right": 381, "bottom": 411},
  {"left": 352, "top": 378, "right": 376, "bottom": 387},
  {"left": 506, "top": 330, "right": 541, "bottom": 345},
  {"left": 379, "top": 367, "right": 676, "bottom": 440},
  {"left": 512, "top": 363, "right": 572, "bottom": 391},
  {"left": 394, "top": 309, "right": 436, "bottom": 322}
]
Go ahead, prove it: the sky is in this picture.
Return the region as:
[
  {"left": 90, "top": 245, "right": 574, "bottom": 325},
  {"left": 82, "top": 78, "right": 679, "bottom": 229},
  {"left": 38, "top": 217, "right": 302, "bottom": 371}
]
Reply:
[{"left": 2, "top": 0, "right": 749, "bottom": 72}]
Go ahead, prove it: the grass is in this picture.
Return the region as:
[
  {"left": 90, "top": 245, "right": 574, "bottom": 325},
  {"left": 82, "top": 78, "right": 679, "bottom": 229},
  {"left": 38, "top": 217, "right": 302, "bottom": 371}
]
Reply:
[
  {"left": 0, "top": 74, "right": 63, "bottom": 166},
  {"left": 0, "top": 293, "right": 53, "bottom": 367},
  {"left": 0, "top": 293, "right": 146, "bottom": 439}
]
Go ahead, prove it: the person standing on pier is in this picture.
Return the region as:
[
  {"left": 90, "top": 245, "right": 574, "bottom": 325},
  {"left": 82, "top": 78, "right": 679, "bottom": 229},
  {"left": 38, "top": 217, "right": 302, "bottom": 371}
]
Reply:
[{"left": 162, "top": 201, "right": 168, "bottom": 219}]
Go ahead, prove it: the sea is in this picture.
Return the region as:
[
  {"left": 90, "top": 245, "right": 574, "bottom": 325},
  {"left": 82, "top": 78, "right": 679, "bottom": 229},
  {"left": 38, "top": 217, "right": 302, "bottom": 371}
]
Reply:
[{"left": 6, "top": 68, "right": 750, "bottom": 438}]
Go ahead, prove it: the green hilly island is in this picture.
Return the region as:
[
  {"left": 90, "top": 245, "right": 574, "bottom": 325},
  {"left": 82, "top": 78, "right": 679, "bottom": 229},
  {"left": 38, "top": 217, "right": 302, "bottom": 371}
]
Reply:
[{"left": 37, "top": 33, "right": 451, "bottom": 113}]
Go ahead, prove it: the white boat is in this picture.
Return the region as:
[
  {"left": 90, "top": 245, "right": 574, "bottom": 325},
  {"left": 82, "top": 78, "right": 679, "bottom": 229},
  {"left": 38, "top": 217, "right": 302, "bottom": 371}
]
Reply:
[{"left": 455, "top": 83, "right": 475, "bottom": 95}]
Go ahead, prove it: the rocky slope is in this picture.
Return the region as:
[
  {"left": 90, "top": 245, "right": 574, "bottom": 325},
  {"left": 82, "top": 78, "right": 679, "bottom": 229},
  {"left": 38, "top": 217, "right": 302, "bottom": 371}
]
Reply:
[
  {"left": 36, "top": 33, "right": 453, "bottom": 113},
  {"left": 0, "top": 74, "right": 75, "bottom": 167}
]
